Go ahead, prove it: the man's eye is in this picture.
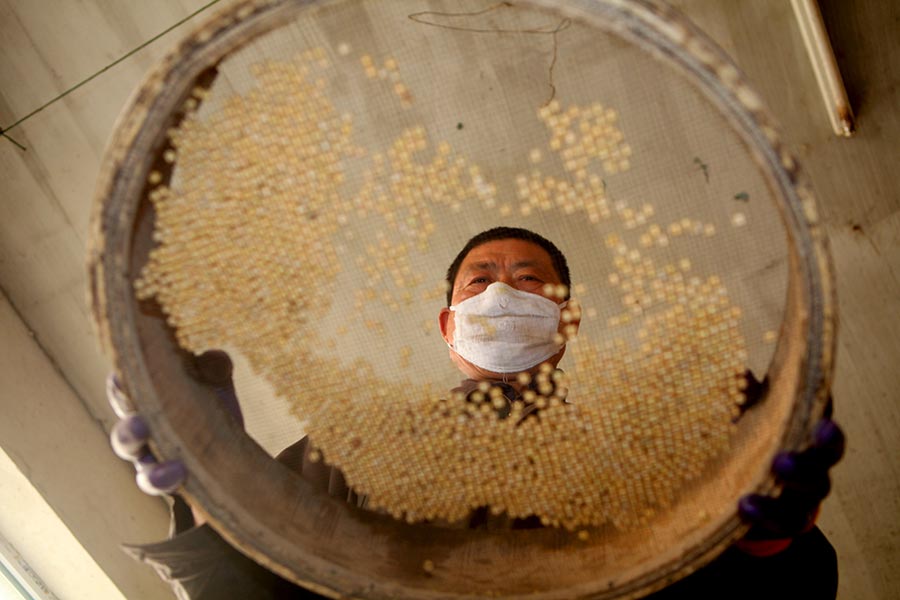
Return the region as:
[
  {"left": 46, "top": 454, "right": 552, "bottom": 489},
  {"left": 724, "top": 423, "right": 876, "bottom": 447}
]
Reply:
[
  {"left": 519, "top": 275, "right": 540, "bottom": 282},
  {"left": 469, "top": 277, "right": 489, "bottom": 285}
]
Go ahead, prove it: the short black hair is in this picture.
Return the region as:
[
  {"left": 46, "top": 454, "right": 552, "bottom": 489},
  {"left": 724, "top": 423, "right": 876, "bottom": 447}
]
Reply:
[{"left": 445, "top": 227, "right": 571, "bottom": 305}]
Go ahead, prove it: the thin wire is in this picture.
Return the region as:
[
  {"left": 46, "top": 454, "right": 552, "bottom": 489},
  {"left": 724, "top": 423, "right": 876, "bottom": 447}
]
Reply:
[
  {"left": 0, "top": 131, "right": 25, "bottom": 151},
  {"left": 543, "top": 18, "right": 570, "bottom": 107},
  {"left": 0, "top": 0, "right": 223, "bottom": 151},
  {"left": 408, "top": 2, "right": 564, "bottom": 35},
  {"left": 407, "top": 3, "right": 571, "bottom": 108}
]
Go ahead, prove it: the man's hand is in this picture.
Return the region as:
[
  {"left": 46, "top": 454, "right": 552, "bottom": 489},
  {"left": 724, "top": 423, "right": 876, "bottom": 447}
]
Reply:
[
  {"left": 739, "top": 416, "right": 845, "bottom": 539},
  {"left": 108, "top": 350, "right": 242, "bottom": 496}
]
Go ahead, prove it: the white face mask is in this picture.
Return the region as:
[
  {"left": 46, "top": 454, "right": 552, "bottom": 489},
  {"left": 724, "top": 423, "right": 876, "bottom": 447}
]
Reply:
[{"left": 449, "top": 282, "right": 566, "bottom": 373}]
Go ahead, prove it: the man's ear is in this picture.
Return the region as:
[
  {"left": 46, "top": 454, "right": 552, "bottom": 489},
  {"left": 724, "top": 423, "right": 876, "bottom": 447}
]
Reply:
[{"left": 438, "top": 307, "right": 453, "bottom": 344}]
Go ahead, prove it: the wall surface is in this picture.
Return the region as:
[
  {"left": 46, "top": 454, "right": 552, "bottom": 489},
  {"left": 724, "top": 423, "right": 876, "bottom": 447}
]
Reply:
[
  {"left": 0, "top": 290, "right": 170, "bottom": 598},
  {"left": 0, "top": 442, "right": 125, "bottom": 600},
  {"left": 0, "top": 1, "right": 897, "bottom": 598},
  {"left": 1, "top": 2, "right": 219, "bottom": 598}
]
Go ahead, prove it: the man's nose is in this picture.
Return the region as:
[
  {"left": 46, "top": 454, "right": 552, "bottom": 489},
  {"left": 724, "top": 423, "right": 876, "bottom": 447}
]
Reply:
[{"left": 497, "top": 273, "right": 516, "bottom": 288}]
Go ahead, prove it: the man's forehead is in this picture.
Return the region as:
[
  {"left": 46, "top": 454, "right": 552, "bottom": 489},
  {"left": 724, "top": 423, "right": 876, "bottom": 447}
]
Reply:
[{"left": 459, "top": 239, "right": 554, "bottom": 269}]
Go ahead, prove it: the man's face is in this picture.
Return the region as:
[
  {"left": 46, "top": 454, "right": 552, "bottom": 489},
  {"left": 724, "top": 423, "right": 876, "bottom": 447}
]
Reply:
[{"left": 438, "top": 238, "right": 575, "bottom": 381}]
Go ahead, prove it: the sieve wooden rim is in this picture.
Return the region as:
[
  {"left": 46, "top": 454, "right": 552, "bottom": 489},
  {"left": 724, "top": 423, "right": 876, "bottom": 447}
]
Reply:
[{"left": 86, "top": 1, "right": 836, "bottom": 598}]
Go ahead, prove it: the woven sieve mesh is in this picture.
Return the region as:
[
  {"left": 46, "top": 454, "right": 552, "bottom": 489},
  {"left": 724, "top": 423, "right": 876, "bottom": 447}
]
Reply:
[{"left": 132, "top": 0, "right": 789, "bottom": 533}]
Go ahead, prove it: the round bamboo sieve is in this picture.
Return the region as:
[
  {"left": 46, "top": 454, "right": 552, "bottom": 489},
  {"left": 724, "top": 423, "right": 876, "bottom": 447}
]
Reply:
[{"left": 87, "top": 0, "right": 836, "bottom": 598}]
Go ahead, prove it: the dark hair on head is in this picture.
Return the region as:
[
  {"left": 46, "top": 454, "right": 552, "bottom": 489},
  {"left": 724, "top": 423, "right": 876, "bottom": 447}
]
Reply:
[{"left": 445, "top": 227, "right": 571, "bottom": 305}]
